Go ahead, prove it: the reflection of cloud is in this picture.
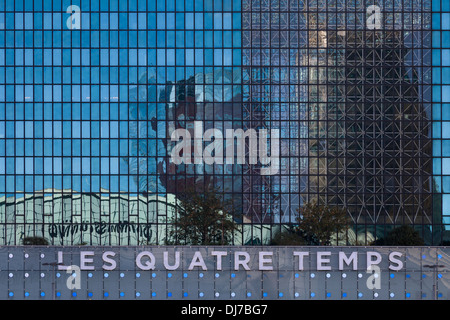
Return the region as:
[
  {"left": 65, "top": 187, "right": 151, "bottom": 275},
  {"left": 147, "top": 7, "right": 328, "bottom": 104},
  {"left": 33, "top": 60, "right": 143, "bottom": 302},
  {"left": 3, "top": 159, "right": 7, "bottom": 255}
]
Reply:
[
  {"left": 124, "top": 77, "right": 167, "bottom": 194},
  {"left": 191, "top": 68, "right": 241, "bottom": 102}
]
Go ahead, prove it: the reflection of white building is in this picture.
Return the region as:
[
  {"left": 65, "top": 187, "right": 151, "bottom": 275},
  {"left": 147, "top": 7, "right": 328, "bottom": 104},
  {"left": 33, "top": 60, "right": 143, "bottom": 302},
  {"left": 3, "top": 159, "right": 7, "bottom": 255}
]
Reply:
[
  {"left": 0, "top": 189, "right": 256, "bottom": 245},
  {"left": 0, "top": 189, "right": 178, "bottom": 245}
]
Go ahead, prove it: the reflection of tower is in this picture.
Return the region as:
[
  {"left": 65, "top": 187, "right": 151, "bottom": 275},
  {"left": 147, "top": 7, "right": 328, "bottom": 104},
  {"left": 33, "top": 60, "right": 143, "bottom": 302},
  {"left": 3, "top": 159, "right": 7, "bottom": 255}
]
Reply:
[
  {"left": 340, "top": 28, "right": 432, "bottom": 235},
  {"left": 241, "top": 58, "right": 275, "bottom": 223},
  {"left": 303, "top": 14, "right": 332, "bottom": 206},
  {"left": 294, "top": 10, "right": 432, "bottom": 240},
  {"left": 241, "top": 1, "right": 432, "bottom": 243},
  {"left": 242, "top": 2, "right": 300, "bottom": 224}
]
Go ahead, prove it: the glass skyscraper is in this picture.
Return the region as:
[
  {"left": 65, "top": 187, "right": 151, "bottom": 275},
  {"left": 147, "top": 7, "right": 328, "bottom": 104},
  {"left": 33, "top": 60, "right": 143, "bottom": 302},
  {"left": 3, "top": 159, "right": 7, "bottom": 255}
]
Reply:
[{"left": 0, "top": 0, "right": 447, "bottom": 246}]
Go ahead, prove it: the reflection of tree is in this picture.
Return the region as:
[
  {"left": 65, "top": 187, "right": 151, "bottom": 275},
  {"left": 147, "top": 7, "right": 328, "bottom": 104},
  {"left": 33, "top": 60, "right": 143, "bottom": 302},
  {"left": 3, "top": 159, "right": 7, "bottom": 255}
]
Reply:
[
  {"left": 295, "top": 201, "right": 350, "bottom": 246},
  {"left": 372, "top": 225, "right": 425, "bottom": 246},
  {"left": 166, "top": 186, "right": 239, "bottom": 245}
]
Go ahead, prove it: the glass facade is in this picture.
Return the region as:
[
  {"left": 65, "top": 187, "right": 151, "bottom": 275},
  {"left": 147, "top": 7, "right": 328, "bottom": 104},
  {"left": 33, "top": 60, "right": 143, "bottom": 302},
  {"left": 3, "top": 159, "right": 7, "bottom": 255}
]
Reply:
[{"left": 0, "top": 0, "right": 448, "bottom": 245}]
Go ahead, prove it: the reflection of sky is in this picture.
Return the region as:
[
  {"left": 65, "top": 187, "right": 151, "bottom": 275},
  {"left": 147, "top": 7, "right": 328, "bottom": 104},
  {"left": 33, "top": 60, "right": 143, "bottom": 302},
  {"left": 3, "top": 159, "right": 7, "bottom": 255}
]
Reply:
[{"left": 0, "top": 3, "right": 241, "bottom": 192}]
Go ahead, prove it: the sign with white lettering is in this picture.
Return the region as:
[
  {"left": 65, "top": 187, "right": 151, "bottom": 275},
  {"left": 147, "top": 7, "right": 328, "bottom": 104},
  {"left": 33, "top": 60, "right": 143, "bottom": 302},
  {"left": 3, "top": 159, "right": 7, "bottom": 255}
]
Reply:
[
  {"left": 54, "top": 248, "right": 405, "bottom": 272},
  {"left": 0, "top": 246, "right": 448, "bottom": 300}
]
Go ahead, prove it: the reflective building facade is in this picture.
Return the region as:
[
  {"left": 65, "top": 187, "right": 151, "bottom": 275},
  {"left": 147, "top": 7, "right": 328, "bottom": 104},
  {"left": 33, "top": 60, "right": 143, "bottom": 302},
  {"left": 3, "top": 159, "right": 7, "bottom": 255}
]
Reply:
[{"left": 0, "top": 0, "right": 448, "bottom": 245}]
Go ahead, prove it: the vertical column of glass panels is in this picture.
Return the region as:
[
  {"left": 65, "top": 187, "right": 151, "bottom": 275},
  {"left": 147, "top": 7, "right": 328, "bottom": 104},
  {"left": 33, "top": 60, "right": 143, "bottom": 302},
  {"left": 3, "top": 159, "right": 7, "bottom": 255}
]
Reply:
[{"left": 433, "top": 0, "right": 450, "bottom": 244}]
